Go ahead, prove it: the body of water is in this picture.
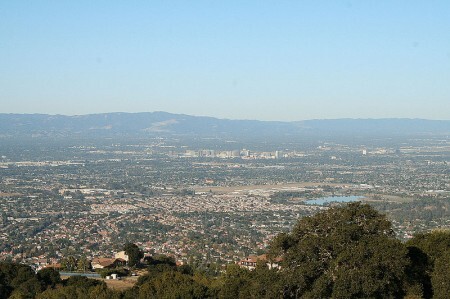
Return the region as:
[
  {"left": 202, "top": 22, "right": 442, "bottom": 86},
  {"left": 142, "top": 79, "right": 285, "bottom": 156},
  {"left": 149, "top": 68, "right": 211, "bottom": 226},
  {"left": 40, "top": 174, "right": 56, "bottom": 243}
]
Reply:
[{"left": 304, "top": 196, "right": 362, "bottom": 206}]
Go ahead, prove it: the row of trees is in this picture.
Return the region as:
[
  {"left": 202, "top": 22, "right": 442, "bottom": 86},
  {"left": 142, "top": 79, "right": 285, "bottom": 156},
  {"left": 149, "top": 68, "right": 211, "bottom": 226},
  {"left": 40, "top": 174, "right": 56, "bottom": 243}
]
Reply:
[
  {"left": 2, "top": 203, "right": 450, "bottom": 298},
  {"left": 60, "top": 256, "right": 91, "bottom": 272}
]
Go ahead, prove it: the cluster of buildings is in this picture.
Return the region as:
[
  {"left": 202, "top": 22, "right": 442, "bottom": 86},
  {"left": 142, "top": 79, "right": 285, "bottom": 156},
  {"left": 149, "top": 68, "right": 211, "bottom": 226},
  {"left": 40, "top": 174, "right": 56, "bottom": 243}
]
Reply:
[
  {"left": 237, "top": 254, "right": 283, "bottom": 271},
  {"left": 1, "top": 184, "right": 328, "bottom": 266},
  {"left": 1, "top": 138, "right": 449, "bottom": 271},
  {"left": 170, "top": 149, "right": 287, "bottom": 159}
]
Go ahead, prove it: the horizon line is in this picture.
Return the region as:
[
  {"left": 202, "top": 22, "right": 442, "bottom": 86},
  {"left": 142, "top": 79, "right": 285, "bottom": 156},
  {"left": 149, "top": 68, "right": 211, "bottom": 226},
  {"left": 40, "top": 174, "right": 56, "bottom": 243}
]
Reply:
[{"left": 1, "top": 111, "right": 448, "bottom": 122}]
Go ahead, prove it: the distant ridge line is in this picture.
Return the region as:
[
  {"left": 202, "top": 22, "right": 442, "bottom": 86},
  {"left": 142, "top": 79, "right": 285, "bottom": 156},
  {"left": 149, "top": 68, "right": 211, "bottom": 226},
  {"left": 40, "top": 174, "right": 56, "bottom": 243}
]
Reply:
[
  {"left": 0, "top": 111, "right": 447, "bottom": 122},
  {"left": 1, "top": 112, "right": 449, "bottom": 138}
]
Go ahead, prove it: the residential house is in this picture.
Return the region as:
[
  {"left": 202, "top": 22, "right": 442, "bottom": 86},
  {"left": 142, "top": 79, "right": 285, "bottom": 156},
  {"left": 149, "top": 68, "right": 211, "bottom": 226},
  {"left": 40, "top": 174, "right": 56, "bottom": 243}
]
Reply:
[
  {"left": 91, "top": 257, "right": 126, "bottom": 270},
  {"left": 238, "top": 254, "right": 282, "bottom": 271}
]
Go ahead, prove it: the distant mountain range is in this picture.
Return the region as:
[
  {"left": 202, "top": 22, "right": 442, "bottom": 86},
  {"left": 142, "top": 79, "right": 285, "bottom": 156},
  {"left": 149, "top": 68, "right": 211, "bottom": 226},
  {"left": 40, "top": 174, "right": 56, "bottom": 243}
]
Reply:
[{"left": 1, "top": 112, "right": 449, "bottom": 138}]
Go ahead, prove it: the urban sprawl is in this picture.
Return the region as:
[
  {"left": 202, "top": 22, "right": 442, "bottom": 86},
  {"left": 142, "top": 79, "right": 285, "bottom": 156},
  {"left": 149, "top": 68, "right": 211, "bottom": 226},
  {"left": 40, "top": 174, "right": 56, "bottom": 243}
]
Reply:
[{"left": 1, "top": 136, "right": 449, "bottom": 271}]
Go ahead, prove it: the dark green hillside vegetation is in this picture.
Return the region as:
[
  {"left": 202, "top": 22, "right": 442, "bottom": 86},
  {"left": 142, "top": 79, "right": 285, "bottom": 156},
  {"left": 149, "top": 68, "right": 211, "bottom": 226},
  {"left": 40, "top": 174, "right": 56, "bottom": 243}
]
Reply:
[
  {"left": 405, "top": 230, "right": 450, "bottom": 299},
  {"left": 2, "top": 203, "right": 450, "bottom": 298},
  {"left": 269, "top": 203, "right": 408, "bottom": 298},
  {"left": 0, "top": 265, "right": 63, "bottom": 299}
]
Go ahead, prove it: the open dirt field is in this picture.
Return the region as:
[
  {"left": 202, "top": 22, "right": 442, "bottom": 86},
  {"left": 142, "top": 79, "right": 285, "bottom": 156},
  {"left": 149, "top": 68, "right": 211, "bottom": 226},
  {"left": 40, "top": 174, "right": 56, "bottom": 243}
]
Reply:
[
  {"left": 104, "top": 277, "right": 137, "bottom": 291},
  {"left": 61, "top": 276, "right": 137, "bottom": 291},
  {"left": 195, "top": 182, "right": 345, "bottom": 193}
]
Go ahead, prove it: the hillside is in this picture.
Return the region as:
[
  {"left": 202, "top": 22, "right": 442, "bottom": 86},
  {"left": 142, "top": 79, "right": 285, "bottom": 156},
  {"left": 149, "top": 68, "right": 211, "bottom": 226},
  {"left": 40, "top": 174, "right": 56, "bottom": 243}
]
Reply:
[{"left": 1, "top": 112, "right": 450, "bottom": 138}]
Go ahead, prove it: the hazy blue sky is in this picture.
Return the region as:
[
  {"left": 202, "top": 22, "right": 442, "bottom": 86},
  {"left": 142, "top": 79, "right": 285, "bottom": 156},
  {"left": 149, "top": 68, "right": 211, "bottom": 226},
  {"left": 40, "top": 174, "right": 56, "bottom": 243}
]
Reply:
[{"left": 1, "top": 1, "right": 450, "bottom": 120}]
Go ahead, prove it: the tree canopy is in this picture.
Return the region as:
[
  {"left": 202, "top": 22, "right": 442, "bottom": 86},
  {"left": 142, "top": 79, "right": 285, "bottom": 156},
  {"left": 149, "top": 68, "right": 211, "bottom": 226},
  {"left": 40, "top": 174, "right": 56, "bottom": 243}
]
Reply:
[
  {"left": 124, "top": 243, "right": 144, "bottom": 268},
  {"left": 270, "top": 203, "right": 408, "bottom": 298}
]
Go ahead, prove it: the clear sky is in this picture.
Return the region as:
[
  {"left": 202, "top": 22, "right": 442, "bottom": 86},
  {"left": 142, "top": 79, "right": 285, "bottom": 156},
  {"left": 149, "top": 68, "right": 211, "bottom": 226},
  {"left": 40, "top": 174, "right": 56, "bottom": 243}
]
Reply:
[{"left": 1, "top": 1, "right": 450, "bottom": 121}]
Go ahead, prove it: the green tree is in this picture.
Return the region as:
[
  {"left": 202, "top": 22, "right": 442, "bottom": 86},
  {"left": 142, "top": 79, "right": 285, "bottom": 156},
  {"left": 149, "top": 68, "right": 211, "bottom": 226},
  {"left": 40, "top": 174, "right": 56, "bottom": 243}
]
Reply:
[
  {"left": 270, "top": 203, "right": 408, "bottom": 298},
  {"left": 249, "top": 262, "right": 283, "bottom": 299},
  {"left": 36, "top": 285, "right": 87, "bottom": 299},
  {"left": 9, "top": 277, "right": 42, "bottom": 299},
  {"left": 431, "top": 250, "right": 450, "bottom": 299},
  {"left": 0, "top": 276, "right": 10, "bottom": 299},
  {"left": 11, "top": 265, "right": 35, "bottom": 289},
  {"left": 218, "top": 264, "right": 252, "bottom": 299},
  {"left": 138, "top": 270, "right": 210, "bottom": 299},
  {"left": 406, "top": 230, "right": 450, "bottom": 298},
  {"left": 124, "top": 243, "right": 144, "bottom": 268},
  {"left": 88, "top": 284, "right": 122, "bottom": 299},
  {"left": 404, "top": 246, "right": 432, "bottom": 299},
  {"left": 179, "top": 264, "right": 194, "bottom": 276},
  {"left": 145, "top": 254, "right": 176, "bottom": 267},
  {"left": 406, "top": 230, "right": 450, "bottom": 263},
  {"left": 0, "top": 263, "right": 34, "bottom": 299},
  {"left": 330, "top": 236, "right": 407, "bottom": 298},
  {"left": 61, "top": 256, "right": 77, "bottom": 272},
  {"left": 65, "top": 275, "right": 103, "bottom": 289},
  {"left": 77, "top": 256, "right": 91, "bottom": 272},
  {"left": 37, "top": 268, "right": 61, "bottom": 288},
  {"left": 122, "top": 287, "right": 139, "bottom": 299}
]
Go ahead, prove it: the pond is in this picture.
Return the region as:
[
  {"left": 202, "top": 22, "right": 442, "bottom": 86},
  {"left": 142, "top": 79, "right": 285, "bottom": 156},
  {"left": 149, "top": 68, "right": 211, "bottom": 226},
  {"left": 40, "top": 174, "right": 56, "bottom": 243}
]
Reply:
[{"left": 304, "top": 196, "right": 362, "bottom": 206}]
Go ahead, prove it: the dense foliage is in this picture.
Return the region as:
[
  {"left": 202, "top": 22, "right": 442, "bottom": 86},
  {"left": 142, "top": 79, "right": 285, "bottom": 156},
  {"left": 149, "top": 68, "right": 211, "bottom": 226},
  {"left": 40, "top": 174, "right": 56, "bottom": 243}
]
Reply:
[
  {"left": 2, "top": 203, "right": 450, "bottom": 298},
  {"left": 124, "top": 242, "right": 144, "bottom": 268},
  {"left": 269, "top": 203, "right": 408, "bottom": 298}
]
